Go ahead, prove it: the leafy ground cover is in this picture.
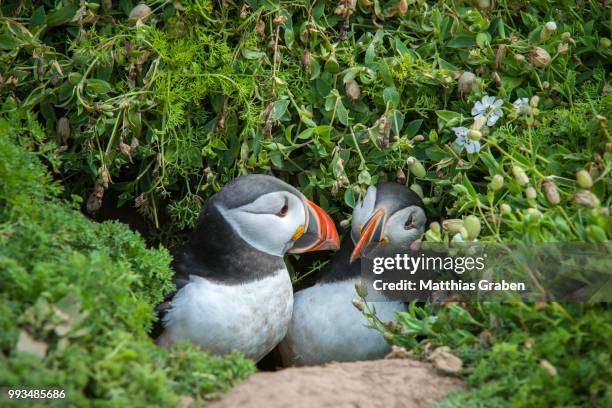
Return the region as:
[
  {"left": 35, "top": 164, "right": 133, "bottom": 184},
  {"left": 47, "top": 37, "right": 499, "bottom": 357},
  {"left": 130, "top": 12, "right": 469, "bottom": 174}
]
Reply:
[
  {"left": 0, "top": 113, "right": 254, "bottom": 405},
  {"left": 1, "top": 0, "right": 610, "bottom": 406}
]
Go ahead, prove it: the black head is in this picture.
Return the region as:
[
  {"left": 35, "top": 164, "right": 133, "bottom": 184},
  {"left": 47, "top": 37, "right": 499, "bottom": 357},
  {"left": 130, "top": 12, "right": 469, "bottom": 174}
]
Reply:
[{"left": 350, "top": 182, "right": 426, "bottom": 262}]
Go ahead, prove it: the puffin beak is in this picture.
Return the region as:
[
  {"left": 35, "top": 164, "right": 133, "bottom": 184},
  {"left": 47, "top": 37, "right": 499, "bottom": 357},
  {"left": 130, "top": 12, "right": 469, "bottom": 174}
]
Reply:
[
  {"left": 289, "top": 198, "right": 340, "bottom": 253},
  {"left": 350, "top": 208, "right": 386, "bottom": 263}
]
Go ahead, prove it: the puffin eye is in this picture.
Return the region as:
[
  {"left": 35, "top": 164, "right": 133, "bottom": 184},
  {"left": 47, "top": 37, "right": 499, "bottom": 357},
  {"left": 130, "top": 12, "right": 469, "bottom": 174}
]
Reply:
[
  {"left": 276, "top": 198, "right": 289, "bottom": 217},
  {"left": 404, "top": 215, "right": 415, "bottom": 230}
]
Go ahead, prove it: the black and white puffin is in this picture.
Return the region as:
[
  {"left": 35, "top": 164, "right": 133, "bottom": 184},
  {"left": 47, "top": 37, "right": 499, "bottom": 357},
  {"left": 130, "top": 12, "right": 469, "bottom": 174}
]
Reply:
[
  {"left": 279, "top": 182, "right": 427, "bottom": 366},
  {"left": 155, "top": 174, "right": 340, "bottom": 362}
]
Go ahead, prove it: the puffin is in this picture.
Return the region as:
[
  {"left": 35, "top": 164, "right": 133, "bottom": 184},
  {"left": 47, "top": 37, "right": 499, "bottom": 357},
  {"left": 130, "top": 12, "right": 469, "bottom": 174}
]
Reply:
[
  {"left": 155, "top": 174, "right": 340, "bottom": 362},
  {"left": 278, "top": 182, "right": 427, "bottom": 366}
]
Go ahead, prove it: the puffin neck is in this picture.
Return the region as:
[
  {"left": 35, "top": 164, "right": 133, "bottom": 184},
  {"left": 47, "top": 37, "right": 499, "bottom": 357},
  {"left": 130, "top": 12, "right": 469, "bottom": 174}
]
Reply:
[
  {"left": 173, "top": 202, "right": 285, "bottom": 285},
  {"left": 319, "top": 237, "right": 362, "bottom": 283}
]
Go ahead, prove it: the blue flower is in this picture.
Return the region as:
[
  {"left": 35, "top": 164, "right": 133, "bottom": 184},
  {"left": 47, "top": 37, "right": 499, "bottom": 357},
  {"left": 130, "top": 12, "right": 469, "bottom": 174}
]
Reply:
[
  {"left": 452, "top": 126, "right": 481, "bottom": 154},
  {"left": 471, "top": 95, "right": 504, "bottom": 126}
]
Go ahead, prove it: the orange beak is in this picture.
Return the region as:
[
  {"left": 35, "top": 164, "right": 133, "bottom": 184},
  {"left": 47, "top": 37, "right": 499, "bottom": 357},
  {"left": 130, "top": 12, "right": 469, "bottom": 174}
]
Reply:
[
  {"left": 289, "top": 199, "right": 340, "bottom": 253},
  {"left": 350, "top": 208, "right": 385, "bottom": 263}
]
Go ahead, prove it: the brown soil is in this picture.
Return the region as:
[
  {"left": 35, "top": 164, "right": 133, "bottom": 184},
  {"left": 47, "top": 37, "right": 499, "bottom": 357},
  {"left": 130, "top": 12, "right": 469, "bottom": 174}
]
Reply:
[{"left": 208, "top": 358, "right": 464, "bottom": 408}]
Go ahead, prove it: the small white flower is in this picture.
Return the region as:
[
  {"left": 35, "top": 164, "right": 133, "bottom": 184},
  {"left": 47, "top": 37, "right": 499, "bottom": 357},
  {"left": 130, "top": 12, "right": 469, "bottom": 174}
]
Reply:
[
  {"left": 471, "top": 95, "right": 504, "bottom": 126},
  {"left": 545, "top": 21, "right": 557, "bottom": 31},
  {"left": 453, "top": 126, "right": 481, "bottom": 154},
  {"left": 513, "top": 98, "right": 530, "bottom": 115},
  {"left": 452, "top": 233, "right": 463, "bottom": 242}
]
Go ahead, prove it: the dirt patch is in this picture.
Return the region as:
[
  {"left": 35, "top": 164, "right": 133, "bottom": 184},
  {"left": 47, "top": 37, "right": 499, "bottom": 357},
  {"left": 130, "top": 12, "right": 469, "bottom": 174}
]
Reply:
[{"left": 208, "top": 358, "right": 464, "bottom": 408}]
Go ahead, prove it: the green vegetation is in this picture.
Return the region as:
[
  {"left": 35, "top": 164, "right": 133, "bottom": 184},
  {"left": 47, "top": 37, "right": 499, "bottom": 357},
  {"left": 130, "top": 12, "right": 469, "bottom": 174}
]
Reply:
[
  {"left": 0, "top": 0, "right": 610, "bottom": 406},
  {"left": 0, "top": 113, "right": 255, "bottom": 405}
]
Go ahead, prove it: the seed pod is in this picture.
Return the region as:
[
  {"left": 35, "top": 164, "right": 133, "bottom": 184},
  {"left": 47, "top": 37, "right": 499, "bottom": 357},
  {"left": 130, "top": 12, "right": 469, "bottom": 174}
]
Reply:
[
  {"left": 576, "top": 170, "right": 593, "bottom": 189},
  {"left": 345, "top": 79, "right": 360, "bottom": 102},
  {"left": 531, "top": 47, "right": 551, "bottom": 68},
  {"left": 586, "top": 225, "right": 607, "bottom": 242},
  {"left": 490, "top": 174, "right": 504, "bottom": 191},
  {"left": 467, "top": 129, "right": 482, "bottom": 141},
  {"left": 338, "top": 175, "right": 350, "bottom": 187},
  {"left": 273, "top": 15, "right": 288, "bottom": 26},
  {"left": 398, "top": 0, "right": 408, "bottom": 15},
  {"left": 99, "top": 166, "right": 110, "bottom": 189},
  {"left": 557, "top": 43, "right": 569, "bottom": 55},
  {"left": 331, "top": 181, "right": 340, "bottom": 197},
  {"left": 407, "top": 157, "right": 426, "bottom": 178},
  {"left": 352, "top": 299, "right": 364, "bottom": 311},
  {"left": 301, "top": 50, "right": 311, "bottom": 69},
  {"left": 129, "top": 3, "right": 152, "bottom": 22},
  {"left": 256, "top": 19, "right": 266, "bottom": 38},
  {"left": 240, "top": 4, "right": 250, "bottom": 19},
  {"left": 477, "top": 0, "right": 491, "bottom": 10},
  {"left": 494, "top": 44, "right": 506, "bottom": 70},
  {"left": 545, "top": 21, "right": 557, "bottom": 31},
  {"left": 512, "top": 166, "right": 529, "bottom": 186},
  {"left": 525, "top": 186, "right": 537, "bottom": 200},
  {"left": 335, "top": 157, "right": 344, "bottom": 174},
  {"left": 355, "top": 280, "right": 368, "bottom": 297},
  {"left": 457, "top": 71, "right": 478, "bottom": 96},
  {"left": 543, "top": 180, "right": 560, "bottom": 205},
  {"left": 530, "top": 95, "right": 540, "bottom": 108},
  {"left": 443, "top": 219, "right": 464, "bottom": 235},
  {"left": 119, "top": 138, "right": 132, "bottom": 162},
  {"left": 57, "top": 117, "right": 70, "bottom": 144},
  {"left": 600, "top": 38, "right": 611, "bottom": 48},
  {"left": 500, "top": 203, "right": 512, "bottom": 214},
  {"left": 463, "top": 215, "right": 481, "bottom": 240},
  {"left": 410, "top": 183, "right": 424, "bottom": 198},
  {"left": 491, "top": 70, "right": 501, "bottom": 87},
  {"left": 527, "top": 208, "right": 542, "bottom": 218},
  {"left": 573, "top": 191, "right": 600, "bottom": 208},
  {"left": 396, "top": 167, "right": 406, "bottom": 184}
]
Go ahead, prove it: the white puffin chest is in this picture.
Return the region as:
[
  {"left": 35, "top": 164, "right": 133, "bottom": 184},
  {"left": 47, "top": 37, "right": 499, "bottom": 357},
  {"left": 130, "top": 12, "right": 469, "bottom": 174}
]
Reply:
[
  {"left": 158, "top": 269, "right": 293, "bottom": 362},
  {"left": 279, "top": 278, "right": 405, "bottom": 366}
]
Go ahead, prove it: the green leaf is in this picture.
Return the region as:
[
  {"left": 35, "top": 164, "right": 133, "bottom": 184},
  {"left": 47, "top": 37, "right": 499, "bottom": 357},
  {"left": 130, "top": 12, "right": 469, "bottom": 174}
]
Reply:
[
  {"left": 0, "top": 35, "right": 21, "bottom": 50},
  {"left": 86, "top": 79, "right": 112, "bottom": 94},
  {"left": 242, "top": 49, "right": 266, "bottom": 59},
  {"left": 29, "top": 6, "right": 46, "bottom": 30},
  {"left": 269, "top": 100, "right": 290, "bottom": 121},
  {"left": 383, "top": 86, "right": 400, "bottom": 108},
  {"left": 46, "top": 4, "right": 79, "bottom": 27},
  {"left": 436, "top": 110, "right": 462, "bottom": 128},
  {"left": 297, "top": 128, "right": 315, "bottom": 140},
  {"left": 358, "top": 170, "right": 371, "bottom": 185},
  {"left": 344, "top": 188, "right": 355, "bottom": 208},
  {"left": 335, "top": 99, "right": 349, "bottom": 126},
  {"left": 405, "top": 119, "right": 423, "bottom": 138},
  {"left": 446, "top": 35, "right": 475, "bottom": 48}
]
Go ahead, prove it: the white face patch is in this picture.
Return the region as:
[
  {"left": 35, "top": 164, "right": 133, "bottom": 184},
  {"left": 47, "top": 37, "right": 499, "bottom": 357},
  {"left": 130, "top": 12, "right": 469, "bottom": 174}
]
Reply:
[
  {"left": 351, "top": 185, "right": 377, "bottom": 244},
  {"left": 218, "top": 191, "right": 306, "bottom": 256},
  {"left": 383, "top": 205, "right": 427, "bottom": 249}
]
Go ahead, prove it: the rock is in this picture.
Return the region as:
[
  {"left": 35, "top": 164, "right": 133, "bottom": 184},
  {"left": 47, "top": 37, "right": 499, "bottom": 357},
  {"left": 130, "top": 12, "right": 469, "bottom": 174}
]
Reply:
[
  {"left": 17, "top": 331, "right": 47, "bottom": 358},
  {"left": 427, "top": 346, "right": 463, "bottom": 374}
]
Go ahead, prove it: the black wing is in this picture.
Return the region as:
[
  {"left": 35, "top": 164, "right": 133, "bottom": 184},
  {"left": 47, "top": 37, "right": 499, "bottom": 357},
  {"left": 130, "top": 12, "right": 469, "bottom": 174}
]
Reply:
[{"left": 150, "top": 245, "right": 196, "bottom": 339}]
